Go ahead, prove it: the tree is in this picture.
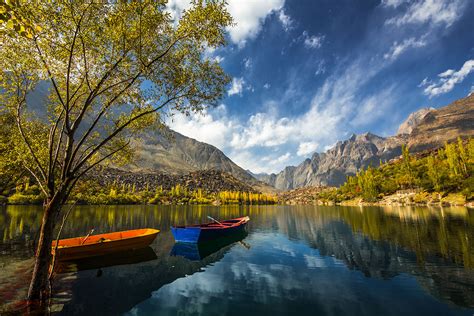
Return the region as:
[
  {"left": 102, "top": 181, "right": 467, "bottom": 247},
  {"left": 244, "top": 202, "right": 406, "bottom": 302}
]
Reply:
[
  {"left": 457, "top": 137, "right": 468, "bottom": 177},
  {"left": 0, "top": 111, "right": 27, "bottom": 194},
  {"left": 0, "top": 0, "right": 39, "bottom": 38},
  {"left": 400, "top": 144, "right": 415, "bottom": 189},
  {"left": 0, "top": 0, "right": 232, "bottom": 302},
  {"left": 357, "top": 167, "right": 379, "bottom": 201},
  {"left": 426, "top": 155, "right": 442, "bottom": 191}
]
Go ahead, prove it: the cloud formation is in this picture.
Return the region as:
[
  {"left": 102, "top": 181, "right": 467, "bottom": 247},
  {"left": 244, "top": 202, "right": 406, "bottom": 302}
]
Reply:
[
  {"left": 383, "top": 37, "right": 426, "bottom": 60},
  {"left": 387, "top": 0, "right": 465, "bottom": 27},
  {"left": 228, "top": 77, "right": 245, "bottom": 96},
  {"left": 381, "top": 0, "right": 408, "bottom": 8},
  {"left": 226, "top": 0, "right": 285, "bottom": 47},
  {"left": 166, "top": 0, "right": 285, "bottom": 47},
  {"left": 301, "top": 31, "right": 324, "bottom": 49},
  {"left": 297, "top": 142, "right": 319, "bottom": 156},
  {"left": 278, "top": 9, "right": 293, "bottom": 31},
  {"left": 420, "top": 59, "right": 474, "bottom": 97}
]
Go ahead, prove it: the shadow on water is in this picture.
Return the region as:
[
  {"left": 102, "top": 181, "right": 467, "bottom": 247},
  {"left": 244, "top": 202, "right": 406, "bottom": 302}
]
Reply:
[
  {"left": 170, "top": 230, "right": 248, "bottom": 261},
  {"left": 0, "top": 204, "right": 474, "bottom": 315},
  {"left": 54, "top": 246, "right": 158, "bottom": 274}
]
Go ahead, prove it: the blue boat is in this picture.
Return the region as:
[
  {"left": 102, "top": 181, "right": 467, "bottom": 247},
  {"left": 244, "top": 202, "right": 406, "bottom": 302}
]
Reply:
[{"left": 171, "top": 216, "right": 250, "bottom": 243}]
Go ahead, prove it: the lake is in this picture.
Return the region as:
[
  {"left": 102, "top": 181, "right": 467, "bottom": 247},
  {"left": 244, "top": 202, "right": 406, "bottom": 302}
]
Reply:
[{"left": 1, "top": 205, "right": 474, "bottom": 315}]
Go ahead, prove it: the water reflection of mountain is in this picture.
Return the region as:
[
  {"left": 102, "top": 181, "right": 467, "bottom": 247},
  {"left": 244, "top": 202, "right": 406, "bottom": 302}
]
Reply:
[{"left": 270, "top": 206, "right": 474, "bottom": 308}]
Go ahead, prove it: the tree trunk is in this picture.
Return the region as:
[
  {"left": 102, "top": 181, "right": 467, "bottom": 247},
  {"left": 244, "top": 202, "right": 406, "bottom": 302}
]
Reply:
[{"left": 27, "top": 197, "right": 61, "bottom": 301}]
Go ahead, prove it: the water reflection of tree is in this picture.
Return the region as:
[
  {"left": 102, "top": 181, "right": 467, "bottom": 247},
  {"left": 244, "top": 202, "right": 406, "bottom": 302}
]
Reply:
[
  {"left": 2, "top": 205, "right": 473, "bottom": 268},
  {"left": 270, "top": 205, "right": 474, "bottom": 308},
  {"left": 336, "top": 206, "right": 474, "bottom": 269}
]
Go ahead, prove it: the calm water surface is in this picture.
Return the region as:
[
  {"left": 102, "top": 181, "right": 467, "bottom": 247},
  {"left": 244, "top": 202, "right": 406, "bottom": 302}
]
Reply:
[{"left": 1, "top": 205, "right": 474, "bottom": 315}]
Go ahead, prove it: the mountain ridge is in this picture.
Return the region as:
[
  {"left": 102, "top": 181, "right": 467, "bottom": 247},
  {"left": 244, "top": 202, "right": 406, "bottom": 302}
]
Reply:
[{"left": 255, "top": 94, "right": 474, "bottom": 190}]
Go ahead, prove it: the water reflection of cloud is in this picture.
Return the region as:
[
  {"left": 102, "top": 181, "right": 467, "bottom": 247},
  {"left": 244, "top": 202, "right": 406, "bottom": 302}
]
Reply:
[
  {"left": 126, "top": 231, "right": 467, "bottom": 316},
  {"left": 304, "top": 254, "right": 329, "bottom": 268}
]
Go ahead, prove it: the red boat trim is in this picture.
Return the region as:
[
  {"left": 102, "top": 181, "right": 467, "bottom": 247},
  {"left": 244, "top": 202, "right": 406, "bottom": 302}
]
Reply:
[{"left": 172, "top": 216, "right": 250, "bottom": 230}]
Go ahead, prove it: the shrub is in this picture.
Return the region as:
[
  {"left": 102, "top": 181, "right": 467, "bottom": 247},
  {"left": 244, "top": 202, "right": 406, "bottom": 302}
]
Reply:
[{"left": 8, "top": 193, "right": 43, "bottom": 204}]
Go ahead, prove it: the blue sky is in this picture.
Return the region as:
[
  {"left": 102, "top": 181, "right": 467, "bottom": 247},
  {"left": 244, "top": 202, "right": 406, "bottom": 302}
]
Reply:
[{"left": 166, "top": 0, "right": 474, "bottom": 174}]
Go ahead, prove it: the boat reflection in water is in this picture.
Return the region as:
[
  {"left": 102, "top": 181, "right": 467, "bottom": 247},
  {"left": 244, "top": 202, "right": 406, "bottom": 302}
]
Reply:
[
  {"left": 55, "top": 246, "right": 158, "bottom": 274},
  {"left": 170, "top": 230, "right": 249, "bottom": 261}
]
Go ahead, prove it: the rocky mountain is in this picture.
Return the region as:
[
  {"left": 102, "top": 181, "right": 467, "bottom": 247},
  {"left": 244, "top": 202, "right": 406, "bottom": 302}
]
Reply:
[
  {"left": 260, "top": 94, "right": 474, "bottom": 190},
  {"left": 126, "top": 127, "right": 275, "bottom": 192},
  {"left": 397, "top": 107, "right": 434, "bottom": 135},
  {"left": 406, "top": 95, "right": 474, "bottom": 151}
]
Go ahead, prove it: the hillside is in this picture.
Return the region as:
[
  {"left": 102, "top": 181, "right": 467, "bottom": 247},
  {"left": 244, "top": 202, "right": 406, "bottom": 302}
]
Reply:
[
  {"left": 122, "top": 127, "right": 275, "bottom": 193},
  {"left": 87, "top": 168, "right": 258, "bottom": 194}
]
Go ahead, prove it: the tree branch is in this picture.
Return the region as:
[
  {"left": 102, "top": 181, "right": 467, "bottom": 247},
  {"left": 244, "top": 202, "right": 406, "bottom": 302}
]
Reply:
[
  {"left": 71, "top": 72, "right": 142, "bottom": 162},
  {"left": 75, "top": 140, "right": 130, "bottom": 180},
  {"left": 33, "top": 37, "right": 66, "bottom": 111},
  {"left": 23, "top": 164, "right": 48, "bottom": 197},
  {"left": 72, "top": 93, "right": 186, "bottom": 176},
  {"left": 69, "top": 35, "right": 185, "bottom": 167},
  {"left": 47, "top": 108, "right": 64, "bottom": 181},
  {"left": 15, "top": 83, "right": 48, "bottom": 183}
]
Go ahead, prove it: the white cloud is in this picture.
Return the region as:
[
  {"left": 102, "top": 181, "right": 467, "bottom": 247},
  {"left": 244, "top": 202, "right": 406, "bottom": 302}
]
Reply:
[
  {"left": 324, "top": 142, "right": 337, "bottom": 152},
  {"left": 278, "top": 9, "right": 293, "bottom": 31},
  {"left": 420, "top": 59, "right": 474, "bottom": 98},
  {"left": 166, "top": 15, "right": 425, "bottom": 173},
  {"left": 383, "top": 37, "right": 426, "bottom": 60},
  {"left": 213, "top": 55, "right": 224, "bottom": 63},
  {"left": 387, "top": 0, "right": 465, "bottom": 27},
  {"left": 469, "top": 86, "right": 474, "bottom": 97},
  {"left": 315, "top": 60, "right": 326, "bottom": 76},
  {"left": 297, "top": 142, "right": 319, "bottom": 157},
  {"left": 228, "top": 100, "right": 343, "bottom": 151},
  {"left": 228, "top": 77, "right": 245, "bottom": 96},
  {"left": 381, "top": 0, "right": 408, "bottom": 8},
  {"left": 302, "top": 31, "right": 324, "bottom": 49},
  {"left": 243, "top": 58, "right": 252, "bottom": 69},
  {"left": 167, "top": 0, "right": 285, "bottom": 48},
  {"left": 165, "top": 0, "right": 192, "bottom": 21},
  {"left": 351, "top": 87, "right": 395, "bottom": 126},
  {"left": 418, "top": 77, "right": 431, "bottom": 87},
  {"left": 227, "top": 150, "right": 288, "bottom": 174},
  {"left": 167, "top": 105, "right": 234, "bottom": 149},
  {"left": 275, "top": 152, "right": 291, "bottom": 164},
  {"left": 226, "top": 0, "right": 285, "bottom": 47}
]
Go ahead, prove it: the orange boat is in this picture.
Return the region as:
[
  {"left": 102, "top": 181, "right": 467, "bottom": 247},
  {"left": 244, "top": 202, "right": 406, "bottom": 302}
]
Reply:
[{"left": 51, "top": 228, "right": 160, "bottom": 261}]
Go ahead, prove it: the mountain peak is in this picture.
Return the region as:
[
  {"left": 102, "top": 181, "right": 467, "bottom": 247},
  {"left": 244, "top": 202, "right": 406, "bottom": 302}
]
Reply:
[{"left": 397, "top": 107, "right": 435, "bottom": 135}]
